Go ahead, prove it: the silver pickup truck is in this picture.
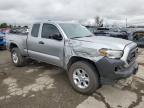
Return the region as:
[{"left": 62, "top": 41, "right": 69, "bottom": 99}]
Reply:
[{"left": 6, "top": 21, "right": 138, "bottom": 94}]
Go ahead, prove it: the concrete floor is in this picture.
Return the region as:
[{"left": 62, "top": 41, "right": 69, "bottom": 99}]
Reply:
[{"left": 0, "top": 49, "right": 144, "bottom": 108}]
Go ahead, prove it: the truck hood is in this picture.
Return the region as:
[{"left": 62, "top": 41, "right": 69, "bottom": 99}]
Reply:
[{"left": 70, "top": 36, "right": 134, "bottom": 51}]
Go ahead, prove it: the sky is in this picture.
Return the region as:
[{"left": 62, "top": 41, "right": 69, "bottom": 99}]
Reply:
[{"left": 0, "top": 0, "right": 144, "bottom": 26}]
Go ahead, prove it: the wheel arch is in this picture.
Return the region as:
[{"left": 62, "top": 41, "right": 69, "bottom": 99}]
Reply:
[
  {"left": 9, "top": 42, "right": 19, "bottom": 51},
  {"left": 67, "top": 56, "right": 100, "bottom": 77}
]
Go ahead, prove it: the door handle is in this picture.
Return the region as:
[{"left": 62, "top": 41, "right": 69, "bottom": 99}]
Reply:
[{"left": 39, "top": 41, "right": 44, "bottom": 44}]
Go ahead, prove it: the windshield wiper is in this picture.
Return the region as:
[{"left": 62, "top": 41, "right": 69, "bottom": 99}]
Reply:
[
  {"left": 70, "top": 37, "right": 82, "bottom": 39},
  {"left": 85, "top": 35, "right": 93, "bottom": 37},
  {"left": 70, "top": 35, "right": 93, "bottom": 39}
]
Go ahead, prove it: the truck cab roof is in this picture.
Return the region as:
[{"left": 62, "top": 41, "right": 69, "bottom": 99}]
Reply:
[{"left": 33, "top": 20, "right": 79, "bottom": 25}]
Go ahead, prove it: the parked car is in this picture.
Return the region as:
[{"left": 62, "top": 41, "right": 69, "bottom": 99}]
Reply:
[
  {"left": 122, "top": 27, "right": 144, "bottom": 46},
  {"left": 85, "top": 26, "right": 109, "bottom": 36},
  {"left": 10, "top": 27, "right": 29, "bottom": 35},
  {"left": 85, "top": 26, "right": 128, "bottom": 39},
  {"left": 0, "top": 32, "right": 6, "bottom": 49},
  {"left": 6, "top": 21, "right": 138, "bottom": 94}
]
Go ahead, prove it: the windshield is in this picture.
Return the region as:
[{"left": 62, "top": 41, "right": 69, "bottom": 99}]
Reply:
[{"left": 59, "top": 23, "right": 93, "bottom": 38}]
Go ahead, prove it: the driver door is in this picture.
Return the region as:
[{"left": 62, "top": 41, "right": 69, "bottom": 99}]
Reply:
[{"left": 37, "top": 23, "right": 64, "bottom": 67}]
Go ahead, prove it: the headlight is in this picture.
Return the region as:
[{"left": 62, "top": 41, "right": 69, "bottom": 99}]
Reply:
[{"left": 99, "top": 48, "right": 123, "bottom": 59}]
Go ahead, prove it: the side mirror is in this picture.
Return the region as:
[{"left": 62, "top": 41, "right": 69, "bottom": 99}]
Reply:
[{"left": 51, "top": 33, "right": 63, "bottom": 41}]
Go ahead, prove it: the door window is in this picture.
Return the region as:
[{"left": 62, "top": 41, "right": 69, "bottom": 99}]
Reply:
[{"left": 41, "top": 24, "right": 60, "bottom": 39}]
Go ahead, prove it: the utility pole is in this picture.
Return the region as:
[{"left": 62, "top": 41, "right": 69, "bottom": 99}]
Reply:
[{"left": 126, "top": 17, "right": 128, "bottom": 28}]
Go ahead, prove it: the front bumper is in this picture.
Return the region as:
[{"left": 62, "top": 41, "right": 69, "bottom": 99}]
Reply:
[{"left": 96, "top": 57, "right": 138, "bottom": 84}]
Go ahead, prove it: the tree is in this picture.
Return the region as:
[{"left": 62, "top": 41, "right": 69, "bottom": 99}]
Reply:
[
  {"left": 0, "top": 23, "right": 8, "bottom": 28},
  {"left": 94, "top": 16, "right": 103, "bottom": 27},
  {"left": 9, "top": 24, "right": 13, "bottom": 28}
]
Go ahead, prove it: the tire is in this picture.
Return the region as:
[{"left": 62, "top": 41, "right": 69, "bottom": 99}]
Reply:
[
  {"left": 68, "top": 61, "right": 100, "bottom": 95},
  {"left": 11, "top": 48, "right": 26, "bottom": 67}
]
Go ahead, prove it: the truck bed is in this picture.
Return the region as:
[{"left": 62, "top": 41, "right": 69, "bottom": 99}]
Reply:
[{"left": 6, "top": 33, "right": 28, "bottom": 55}]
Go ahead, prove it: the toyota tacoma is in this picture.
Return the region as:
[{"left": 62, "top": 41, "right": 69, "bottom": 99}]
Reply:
[{"left": 6, "top": 21, "right": 138, "bottom": 94}]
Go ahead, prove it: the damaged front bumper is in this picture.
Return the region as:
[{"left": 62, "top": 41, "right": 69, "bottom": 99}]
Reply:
[{"left": 96, "top": 57, "right": 138, "bottom": 84}]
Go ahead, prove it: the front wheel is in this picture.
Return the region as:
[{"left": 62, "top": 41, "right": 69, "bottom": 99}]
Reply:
[
  {"left": 11, "top": 48, "right": 26, "bottom": 67},
  {"left": 68, "top": 61, "right": 100, "bottom": 95}
]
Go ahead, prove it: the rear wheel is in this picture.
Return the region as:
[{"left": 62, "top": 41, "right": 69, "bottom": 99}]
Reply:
[
  {"left": 68, "top": 61, "right": 100, "bottom": 95},
  {"left": 11, "top": 48, "right": 26, "bottom": 67}
]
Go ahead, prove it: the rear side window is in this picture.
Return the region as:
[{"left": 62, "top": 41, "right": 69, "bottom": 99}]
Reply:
[{"left": 31, "top": 24, "right": 40, "bottom": 37}]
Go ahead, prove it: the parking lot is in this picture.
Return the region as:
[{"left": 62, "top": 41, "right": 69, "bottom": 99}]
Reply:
[{"left": 0, "top": 49, "right": 144, "bottom": 108}]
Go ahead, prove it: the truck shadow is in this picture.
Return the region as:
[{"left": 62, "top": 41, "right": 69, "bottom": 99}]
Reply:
[
  {"left": 0, "top": 60, "right": 88, "bottom": 108},
  {"left": 1, "top": 60, "right": 144, "bottom": 108}
]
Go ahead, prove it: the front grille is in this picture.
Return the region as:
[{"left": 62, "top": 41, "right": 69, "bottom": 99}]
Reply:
[{"left": 127, "top": 47, "right": 138, "bottom": 64}]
